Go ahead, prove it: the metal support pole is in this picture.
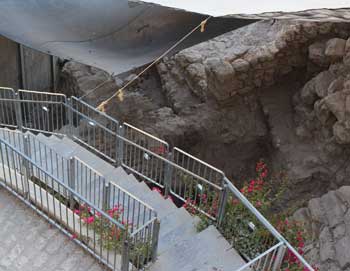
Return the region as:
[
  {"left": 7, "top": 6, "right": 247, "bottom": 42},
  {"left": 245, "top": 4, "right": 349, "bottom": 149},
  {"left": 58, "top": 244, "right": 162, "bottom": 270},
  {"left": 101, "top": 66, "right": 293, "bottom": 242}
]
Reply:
[
  {"left": 151, "top": 219, "right": 161, "bottom": 263},
  {"left": 68, "top": 157, "right": 75, "bottom": 207},
  {"left": 163, "top": 152, "right": 173, "bottom": 197},
  {"left": 22, "top": 135, "right": 31, "bottom": 199},
  {"left": 116, "top": 125, "right": 124, "bottom": 167},
  {"left": 272, "top": 244, "right": 287, "bottom": 271},
  {"left": 217, "top": 184, "right": 228, "bottom": 227},
  {"left": 102, "top": 182, "right": 110, "bottom": 211},
  {"left": 121, "top": 239, "right": 130, "bottom": 271},
  {"left": 14, "top": 93, "right": 23, "bottom": 131}
]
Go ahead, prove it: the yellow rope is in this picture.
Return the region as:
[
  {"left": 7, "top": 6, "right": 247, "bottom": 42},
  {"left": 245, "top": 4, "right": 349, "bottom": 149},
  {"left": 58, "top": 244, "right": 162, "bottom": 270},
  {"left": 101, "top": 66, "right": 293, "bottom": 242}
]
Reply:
[{"left": 97, "top": 16, "right": 212, "bottom": 112}]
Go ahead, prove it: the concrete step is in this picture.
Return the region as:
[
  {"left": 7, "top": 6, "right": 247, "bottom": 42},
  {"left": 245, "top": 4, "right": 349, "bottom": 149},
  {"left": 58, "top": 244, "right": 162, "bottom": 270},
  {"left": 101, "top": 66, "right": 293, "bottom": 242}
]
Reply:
[
  {"left": 158, "top": 207, "right": 195, "bottom": 239},
  {"left": 36, "top": 132, "right": 61, "bottom": 146},
  {"left": 157, "top": 209, "right": 198, "bottom": 254},
  {"left": 151, "top": 226, "right": 246, "bottom": 271},
  {"left": 47, "top": 140, "right": 77, "bottom": 158},
  {"left": 105, "top": 167, "right": 138, "bottom": 191},
  {"left": 61, "top": 136, "right": 115, "bottom": 174}
]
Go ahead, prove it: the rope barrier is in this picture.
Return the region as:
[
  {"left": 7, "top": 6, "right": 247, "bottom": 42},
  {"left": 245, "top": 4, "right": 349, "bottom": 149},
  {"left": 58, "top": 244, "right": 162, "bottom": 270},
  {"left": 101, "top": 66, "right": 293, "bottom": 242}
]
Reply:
[{"left": 96, "top": 16, "right": 212, "bottom": 112}]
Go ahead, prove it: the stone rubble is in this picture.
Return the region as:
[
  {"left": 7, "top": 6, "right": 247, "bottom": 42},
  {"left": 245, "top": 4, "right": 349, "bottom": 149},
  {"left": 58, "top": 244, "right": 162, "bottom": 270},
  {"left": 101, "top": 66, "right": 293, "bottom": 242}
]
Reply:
[{"left": 294, "top": 186, "right": 350, "bottom": 271}]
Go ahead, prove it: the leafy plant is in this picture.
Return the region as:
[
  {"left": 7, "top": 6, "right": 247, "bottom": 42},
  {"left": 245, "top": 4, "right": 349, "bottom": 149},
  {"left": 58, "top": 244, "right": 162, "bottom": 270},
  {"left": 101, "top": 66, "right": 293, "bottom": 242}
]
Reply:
[
  {"left": 184, "top": 161, "right": 319, "bottom": 270},
  {"left": 74, "top": 204, "right": 153, "bottom": 267}
]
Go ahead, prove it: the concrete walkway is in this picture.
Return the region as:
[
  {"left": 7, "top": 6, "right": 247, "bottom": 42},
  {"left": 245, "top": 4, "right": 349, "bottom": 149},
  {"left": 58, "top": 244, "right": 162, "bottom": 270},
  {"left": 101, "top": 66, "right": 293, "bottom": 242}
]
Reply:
[{"left": 0, "top": 187, "right": 107, "bottom": 271}]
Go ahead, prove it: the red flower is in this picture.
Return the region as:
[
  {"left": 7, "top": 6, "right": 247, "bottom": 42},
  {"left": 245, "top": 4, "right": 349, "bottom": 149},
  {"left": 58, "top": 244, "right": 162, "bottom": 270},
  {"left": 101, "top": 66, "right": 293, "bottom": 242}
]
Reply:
[
  {"left": 71, "top": 233, "right": 78, "bottom": 240},
  {"left": 74, "top": 209, "right": 80, "bottom": 215},
  {"left": 83, "top": 216, "right": 95, "bottom": 224}
]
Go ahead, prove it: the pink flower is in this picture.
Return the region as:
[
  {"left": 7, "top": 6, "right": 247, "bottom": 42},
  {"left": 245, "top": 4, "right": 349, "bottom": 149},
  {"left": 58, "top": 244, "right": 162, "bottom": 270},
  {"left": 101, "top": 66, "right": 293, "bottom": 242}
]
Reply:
[
  {"left": 83, "top": 216, "right": 95, "bottom": 224},
  {"left": 71, "top": 233, "right": 78, "bottom": 240},
  {"left": 74, "top": 209, "right": 80, "bottom": 215}
]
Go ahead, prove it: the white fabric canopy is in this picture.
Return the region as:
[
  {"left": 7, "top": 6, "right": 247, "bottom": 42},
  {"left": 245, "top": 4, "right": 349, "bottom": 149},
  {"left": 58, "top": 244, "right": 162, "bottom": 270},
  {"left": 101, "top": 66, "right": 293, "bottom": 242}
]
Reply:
[{"left": 140, "top": 0, "right": 350, "bottom": 17}]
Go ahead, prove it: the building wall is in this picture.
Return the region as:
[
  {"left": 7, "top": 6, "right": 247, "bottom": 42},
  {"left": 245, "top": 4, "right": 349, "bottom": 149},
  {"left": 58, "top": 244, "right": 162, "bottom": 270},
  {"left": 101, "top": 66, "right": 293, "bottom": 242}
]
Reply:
[
  {"left": 0, "top": 35, "right": 57, "bottom": 91},
  {"left": 0, "top": 35, "right": 21, "bottom": 89}
]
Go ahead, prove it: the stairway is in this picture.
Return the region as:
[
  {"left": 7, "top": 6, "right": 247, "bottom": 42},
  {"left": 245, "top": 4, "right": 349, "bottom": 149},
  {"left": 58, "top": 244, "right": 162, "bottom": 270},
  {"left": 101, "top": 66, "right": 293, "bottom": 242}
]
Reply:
[{"left": 0, "top": 129, "right": 246, "bottom": 271}]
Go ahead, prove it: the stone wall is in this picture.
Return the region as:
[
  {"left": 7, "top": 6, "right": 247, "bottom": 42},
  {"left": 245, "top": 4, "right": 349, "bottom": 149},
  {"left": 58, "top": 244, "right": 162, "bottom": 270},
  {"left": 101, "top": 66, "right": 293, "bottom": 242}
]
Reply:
[
  {"left": 158, "top": 21, "right": 350, "bottom": 105},
  {"left": 293, "top": 186, "right": 350, "bottom": 271}
]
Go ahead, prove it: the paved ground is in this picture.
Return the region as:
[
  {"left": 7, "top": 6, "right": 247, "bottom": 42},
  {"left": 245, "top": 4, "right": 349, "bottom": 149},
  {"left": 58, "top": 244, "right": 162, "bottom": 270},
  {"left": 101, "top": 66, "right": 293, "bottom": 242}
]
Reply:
[{"left": 0, "top": 186, "right": 107, "bottom": 271}]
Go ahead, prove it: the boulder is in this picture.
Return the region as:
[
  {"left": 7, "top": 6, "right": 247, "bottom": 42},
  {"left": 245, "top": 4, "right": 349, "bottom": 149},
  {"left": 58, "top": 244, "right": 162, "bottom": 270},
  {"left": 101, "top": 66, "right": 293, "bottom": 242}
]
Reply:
[
  {"left": 300, "top": 80, "right": 318, "bottom": 105},
  {"left": 309, "top": 42, "right": 328, "bottom": 67},
  {"left": 323, "top": 92, "right": 346, "bottom": 121},
  {"left": 319, "top": 227, "right": 335, "bottom": 262},
  {"left": 314, "top": 71, "right": 336, "bottom": 98},
  {"left": 333, "top": 121, "right": 350, "bottom": 144},
  {"left": 335, "top": 236, "right": 350, "bottom": 269},
  {"left": 325, "top": 38, "right": 347, "bottom": 62},
  {"left": 231, "top": 59, "right": 250, "bottom": 72},
  {"left": 314, "top": 99, "right": 331, "bottom": 125},
  {"left": 328, "top": 77, "right": 344, "bottom": 95}
]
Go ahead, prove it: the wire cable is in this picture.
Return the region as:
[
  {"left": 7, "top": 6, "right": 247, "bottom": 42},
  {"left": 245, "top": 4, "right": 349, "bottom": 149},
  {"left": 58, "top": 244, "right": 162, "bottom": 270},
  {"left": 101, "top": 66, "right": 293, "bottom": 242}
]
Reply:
[{"left": 96, "top": 16, "right": 212, "bottom": 111}]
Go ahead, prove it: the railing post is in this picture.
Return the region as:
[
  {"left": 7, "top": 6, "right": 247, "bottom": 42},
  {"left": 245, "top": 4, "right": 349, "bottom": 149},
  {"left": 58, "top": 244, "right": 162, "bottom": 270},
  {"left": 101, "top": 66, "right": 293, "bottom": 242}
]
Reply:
[
  {"left": 14, "top": 92, "right": 23, "bottom": 131},
  {"left": 116, "top": 125, "right": 124, "bottom": 167},
  {"left": 66, "top": 98, "right": 74, "bottom": 138},
  {"left": 68, "top": 157, "right": 76, "bottom": 208},
  {"left": 272, "top": 244, "right": 287, "bottom": 271},
  {"left": 217, "top": 183, "right": 228, "bottom": 227},
  {"left": 151, "top": 219, "right": 160, "bottom": 263},
  {"left": 102, "top": 182, "right": 110, "bottom": 211},
  {"left": 163, "top": 152, "right": 173, "bottom": 197},
  {"left": 22, "top": 135, "right": 31, "bottom": 199},
  {"left": 121, "top": 239, "right": 130, "bottom": 271}
]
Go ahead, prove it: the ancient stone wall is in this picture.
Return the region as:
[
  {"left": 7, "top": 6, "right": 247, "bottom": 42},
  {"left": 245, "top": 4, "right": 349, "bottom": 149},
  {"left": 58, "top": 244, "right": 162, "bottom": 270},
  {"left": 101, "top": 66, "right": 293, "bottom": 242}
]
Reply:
[
  {"left": 158, "top": 21, "right": 350, "bottom": 105},
  {"left": 293, "top": 186, "right": 350, "bottom": 271}
]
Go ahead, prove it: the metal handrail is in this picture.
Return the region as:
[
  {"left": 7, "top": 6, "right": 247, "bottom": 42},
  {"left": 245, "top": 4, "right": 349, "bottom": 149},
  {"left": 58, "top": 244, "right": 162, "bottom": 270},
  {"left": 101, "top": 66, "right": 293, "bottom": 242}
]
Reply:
[
  {"left": 124, "top": 122, "right": 169, "bottom": 148},
  {"left": 223, "top": 178, "right": 315, "bottom": 270},
  {"left": 109, "top": 182, "right": 156, "bottom": 216},
  {"left": 234, "top": 242, "right": 284, "bottom": 271},
  {"left": 0, "top": 87, "right": 314, "bottom": 271},
  {"left": 173, "top": 147, "right": 225, "bottom": 176},
  {"left": 0, "top": 137, "right": 126, "bottom": 229},
  {"left": 130, "top": 216, "right": 158, "bottom": 237},
  {"left": 118, "top": 135, "right": 223, "bottom": 191}
]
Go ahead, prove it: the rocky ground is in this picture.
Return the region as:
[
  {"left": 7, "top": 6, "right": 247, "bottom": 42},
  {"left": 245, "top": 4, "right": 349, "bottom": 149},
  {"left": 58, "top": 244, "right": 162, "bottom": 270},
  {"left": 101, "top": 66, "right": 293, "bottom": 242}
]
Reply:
[{"left": 58, "top": 19, "right": 350, "bottom": 270}]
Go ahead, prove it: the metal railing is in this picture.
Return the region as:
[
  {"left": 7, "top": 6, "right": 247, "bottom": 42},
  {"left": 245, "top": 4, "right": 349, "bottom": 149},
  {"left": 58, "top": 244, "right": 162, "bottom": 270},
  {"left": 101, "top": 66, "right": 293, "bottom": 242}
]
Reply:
[
  {"left": 0, "top": 138, "right": 127, "bottom": 270},
  {"left": 0, "top": 87, "right": 314, "bottom": 271},
  {"left": 19, "top": 89, "right": 68, "bottom": 134},
  {"left": 69, "top": 96, "right": 119, "bottom": 163},
  {"left": 0, "top": 128, "right": 158, "bottom": 271}
]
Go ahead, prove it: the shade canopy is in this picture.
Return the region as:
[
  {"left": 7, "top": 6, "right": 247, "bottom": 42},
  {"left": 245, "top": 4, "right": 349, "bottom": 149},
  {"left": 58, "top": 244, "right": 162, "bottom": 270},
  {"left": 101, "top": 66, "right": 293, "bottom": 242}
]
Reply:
[
  {"left": 0, "top": 0, "right": 348, "bottom": 75},
  {"left": 0, "top": 0, "right": 254, "bottom": 74}
]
